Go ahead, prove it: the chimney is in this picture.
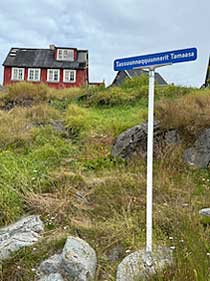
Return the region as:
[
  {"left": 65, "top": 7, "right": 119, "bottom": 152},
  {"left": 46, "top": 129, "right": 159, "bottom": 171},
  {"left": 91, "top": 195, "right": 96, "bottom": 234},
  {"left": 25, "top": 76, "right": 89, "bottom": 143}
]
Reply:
[{"left": 49, "top": 44, "right": 56, "bottom": 50}]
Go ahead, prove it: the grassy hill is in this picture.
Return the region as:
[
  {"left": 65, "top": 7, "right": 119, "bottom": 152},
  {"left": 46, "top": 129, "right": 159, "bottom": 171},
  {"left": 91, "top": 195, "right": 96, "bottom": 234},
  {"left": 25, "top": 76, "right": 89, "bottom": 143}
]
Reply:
[{"left": 1, "top": 79, "right": 210, "bottom": 280}]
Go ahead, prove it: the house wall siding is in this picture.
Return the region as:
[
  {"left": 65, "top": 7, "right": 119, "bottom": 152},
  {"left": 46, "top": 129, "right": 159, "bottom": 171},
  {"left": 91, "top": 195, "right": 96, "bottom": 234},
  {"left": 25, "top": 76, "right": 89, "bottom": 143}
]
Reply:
[
  {"left": 3, "top": 66, "right": 12, "bottom": 85},
  {"left": 3, "top": 67, "right": 88, "bottom": 89}
]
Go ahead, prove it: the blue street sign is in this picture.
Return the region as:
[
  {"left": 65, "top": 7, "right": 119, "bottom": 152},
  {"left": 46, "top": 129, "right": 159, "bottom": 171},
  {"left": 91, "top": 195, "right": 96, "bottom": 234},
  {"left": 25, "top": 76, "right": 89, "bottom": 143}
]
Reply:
[{"left": 114, "top": 47, "right": 197, "bottom": 71}]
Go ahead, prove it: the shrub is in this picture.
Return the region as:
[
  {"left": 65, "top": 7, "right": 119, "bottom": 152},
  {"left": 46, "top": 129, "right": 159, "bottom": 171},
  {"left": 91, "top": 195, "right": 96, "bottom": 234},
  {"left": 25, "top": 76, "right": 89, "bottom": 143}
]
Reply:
[
  {"left": 47, "top": 87, "right": 85, "bottom": 110},
  {"left": 156, "top": 90, "right": 210, "bottom": 141},
  {"left": 121, "top": 74, "right": 148, "bottom": 90},
  {"left": 25, "top": 103, "right": 61, "bottom": 124},
  {"left": 156, "top": 84, "right": 192, "bottom": 99},
  {"left": 4, "top": 82, "right": 48, "bottom": 108},
  {"left": 65, "top": 104, "right": 90, "bottom": 137}
]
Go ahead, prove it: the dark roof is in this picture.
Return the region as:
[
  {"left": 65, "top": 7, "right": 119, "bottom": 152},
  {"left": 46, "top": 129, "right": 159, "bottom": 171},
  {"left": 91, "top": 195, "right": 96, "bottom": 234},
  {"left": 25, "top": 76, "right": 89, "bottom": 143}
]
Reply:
[
  {"left": 112, "top": 69, "right": 168, "bottom": 87},
  {"left": 3, "top": 48, "right": 88, "bottom": 69}
]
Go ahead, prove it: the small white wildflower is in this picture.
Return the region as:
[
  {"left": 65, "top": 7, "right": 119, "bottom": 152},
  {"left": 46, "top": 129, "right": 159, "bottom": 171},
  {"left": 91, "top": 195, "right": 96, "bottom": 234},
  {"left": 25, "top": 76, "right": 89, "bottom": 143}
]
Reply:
[
  {"left": 33, "top": 247, "right": 37, "bottom": 251},
  {"left": 17, "top": 266, "right": 21, "bottom": 270},
  {"left": 169, "top": 236, "right": 173, "bottom": 240},
  {"left": 207, "top": 252, "right": 210, "bottom": 256},
  {"left": 170, "top": 246, "right": 176, "bottom": 250},
  {"left": 179, "top": 239, "right": 184, "bottom": 243},
  {"left": 202, "top": 178, "right": 205, "bottom": 181},
  {"left": 182, "top": 203, "right": 189, "bottom": 207},
  {"left": 125, "top": 249, "right": 131, "bottom": 253},
  {"left": 63, "top": 226, "right": 68, "bottom": 230},
  {"left": 31, "top": 268, "right": 36, "bottom": 272}
]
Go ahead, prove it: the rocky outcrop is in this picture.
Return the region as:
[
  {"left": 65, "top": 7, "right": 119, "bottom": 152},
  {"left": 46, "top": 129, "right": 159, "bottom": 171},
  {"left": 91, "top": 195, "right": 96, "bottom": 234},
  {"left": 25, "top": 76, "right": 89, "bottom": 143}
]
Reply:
[
  {"left": 116, "top": 247, "right": 172, "bottom": 281},
  {"left": 184, "top": 128, "right": 210, "bottom": 168},
  {"left": 111, "top": 121, "right": 180, "bottom": 159},
  {"left": 0, "top": 215, "right": 44, "bottom": 261},
  {"left": 37, "top": 236, "right": 97, "bottom": 281}
]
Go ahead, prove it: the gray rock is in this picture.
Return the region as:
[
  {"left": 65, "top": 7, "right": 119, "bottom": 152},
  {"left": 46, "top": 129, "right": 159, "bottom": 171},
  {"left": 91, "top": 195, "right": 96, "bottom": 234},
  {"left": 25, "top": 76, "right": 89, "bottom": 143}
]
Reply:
[
  {"left": 199, "top": 208, "right": 210, "bottom": 217},
  {"left": 61, "top": 236, "right": 97, "bottom": 281},
  {"left": 39, "top": 254, "right": 62, "bottom": 275},
  {"left": 50, "top": 120, "right": 69, "bottom": 137},
  {"left": 165, "top": 129, "right": 181, "bottom": 144},
  {"left": 184, "top": 128, "right": 210, "bottom": 168},
  {"left": 111, "top": 121, "right": 180, "bottom": 159},
  {"left": 116, "top": 247, "right": 172, "bottom": 281},
  {"left": 0, "top": 215, "right": 44, "bottom": 261},
  {"left": 37, "top": 236, "right": 97, "bottom": 281},
  {"left": 38, "top": 273, "right": 64, "bottom": 281},
  {"left": 107, "top": 245, "right": 124, "bottom": 262}
]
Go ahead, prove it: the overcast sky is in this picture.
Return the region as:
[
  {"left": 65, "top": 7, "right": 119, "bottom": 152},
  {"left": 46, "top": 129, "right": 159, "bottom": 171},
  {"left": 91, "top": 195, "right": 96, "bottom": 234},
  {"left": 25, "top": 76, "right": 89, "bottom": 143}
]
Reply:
[{"left": 0, "top": 0, "right": 210, "bottom": 87}]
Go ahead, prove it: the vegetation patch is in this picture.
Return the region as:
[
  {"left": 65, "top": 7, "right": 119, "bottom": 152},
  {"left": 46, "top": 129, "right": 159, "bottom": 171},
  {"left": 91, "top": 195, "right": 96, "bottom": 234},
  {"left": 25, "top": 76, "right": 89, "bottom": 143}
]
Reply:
[
  {"left": 156, "top": 89, "right": 210, "bottom": 142},
  {"left": 0, "top": 81, "right": 210, "bottom": 280}
]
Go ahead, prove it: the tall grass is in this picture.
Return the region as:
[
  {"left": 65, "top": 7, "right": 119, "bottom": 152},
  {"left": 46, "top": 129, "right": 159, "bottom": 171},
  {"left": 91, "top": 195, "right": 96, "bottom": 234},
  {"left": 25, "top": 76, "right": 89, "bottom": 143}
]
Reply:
[{"left": 156, "top": 89, "right": 210, "bottom": 142}]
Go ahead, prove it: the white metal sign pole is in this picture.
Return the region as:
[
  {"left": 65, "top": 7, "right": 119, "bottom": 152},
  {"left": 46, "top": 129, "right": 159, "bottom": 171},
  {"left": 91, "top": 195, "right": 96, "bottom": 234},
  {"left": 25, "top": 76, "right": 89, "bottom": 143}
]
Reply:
[{"left": 146, "top": 68, "right": 155, "bottom": 254}]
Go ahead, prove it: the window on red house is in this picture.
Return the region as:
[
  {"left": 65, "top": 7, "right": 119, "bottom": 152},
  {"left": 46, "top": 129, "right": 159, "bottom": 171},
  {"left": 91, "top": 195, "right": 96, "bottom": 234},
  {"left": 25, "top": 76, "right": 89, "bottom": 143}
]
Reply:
[
  {"left": 63, "top": 70, "right": 76, "bottom": 83},
  {"left": 12, "top": 67, "right": 24, "bottom": 80},
  {"left": 47, "top": 69, "right": 60, "bottom": 82},
  {"left": 28, "top": 68, "right": 41, "bottom": 81},
  {"left": 57, "top": 49, "right": 74, "bottom": 61}
]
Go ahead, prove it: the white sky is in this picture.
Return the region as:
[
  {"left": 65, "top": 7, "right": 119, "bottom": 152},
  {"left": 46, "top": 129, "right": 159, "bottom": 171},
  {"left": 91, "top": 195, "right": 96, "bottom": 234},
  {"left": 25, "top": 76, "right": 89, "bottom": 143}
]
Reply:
[{"left": 0, "top": 0, "right": 210, "bottom": 87}]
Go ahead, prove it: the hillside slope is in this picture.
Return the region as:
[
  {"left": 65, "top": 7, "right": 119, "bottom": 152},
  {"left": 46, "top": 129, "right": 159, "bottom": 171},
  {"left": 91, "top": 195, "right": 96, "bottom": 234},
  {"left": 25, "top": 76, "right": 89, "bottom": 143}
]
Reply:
[{"left": 1, "top": 79, "right": 210, "bottom": 280}]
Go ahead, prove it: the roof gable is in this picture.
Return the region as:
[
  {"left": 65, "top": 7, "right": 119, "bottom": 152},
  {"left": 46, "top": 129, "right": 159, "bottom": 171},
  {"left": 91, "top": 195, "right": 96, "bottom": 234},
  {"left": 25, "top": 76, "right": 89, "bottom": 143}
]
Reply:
[
  {"left": 112, "top": 69, "right": 168, "bottom": 86},
  {"left": 3, "top": 47, "right": 88, "bottom": 69},
  {"left": 126, "top": 69, "right": 167, "bottom": 85}
]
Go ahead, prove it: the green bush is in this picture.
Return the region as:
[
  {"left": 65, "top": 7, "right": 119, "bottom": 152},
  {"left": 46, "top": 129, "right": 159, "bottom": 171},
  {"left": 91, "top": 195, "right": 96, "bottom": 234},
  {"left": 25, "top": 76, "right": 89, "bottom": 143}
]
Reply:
[
  {"left": 25, "top": 104, "right": 61, "bottom": 124},
  {"left": 3, "top": 82, "right": 48, "bottom": 108},
  {"left": 121, "top": 74, "right": 148, "bottom": 89},
  {"left": 156, "top": 90, "right": 210, "bottom": 141},
  {"left": 65, "top": 104, "right": 90, "bottom": 137}
]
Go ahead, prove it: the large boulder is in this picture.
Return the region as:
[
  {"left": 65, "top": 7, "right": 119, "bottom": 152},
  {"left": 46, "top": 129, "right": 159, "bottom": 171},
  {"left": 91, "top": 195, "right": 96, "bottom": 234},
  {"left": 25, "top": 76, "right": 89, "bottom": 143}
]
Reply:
[
  {"left": 37, "top": 236, "right": 97, "bottom": 281},
  {"left": 111, "top": 121, "right": 180, "bottom": 159},
  {"left": 184, "top": 128, "right": 210, "bottom": 168},
  {"left": 0, "top": 215, "right": 44, "bottom": 261},
  {"left": 116, "top": 247, "right": 172, "bottom": 281}
]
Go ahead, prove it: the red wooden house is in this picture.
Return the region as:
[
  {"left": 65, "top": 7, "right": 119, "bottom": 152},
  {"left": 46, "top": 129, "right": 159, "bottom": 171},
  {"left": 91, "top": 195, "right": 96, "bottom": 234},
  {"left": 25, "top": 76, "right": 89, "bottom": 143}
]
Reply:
[{"left": 3, "top": 45, "right": 89, "bottom": 89}]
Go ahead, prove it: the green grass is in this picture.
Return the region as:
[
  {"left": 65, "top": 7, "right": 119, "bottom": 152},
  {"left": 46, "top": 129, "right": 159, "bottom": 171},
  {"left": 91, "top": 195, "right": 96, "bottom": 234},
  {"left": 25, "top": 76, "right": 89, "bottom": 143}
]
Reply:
[{"left": 1, "top": 80, "right": 210, "bottom": 280}]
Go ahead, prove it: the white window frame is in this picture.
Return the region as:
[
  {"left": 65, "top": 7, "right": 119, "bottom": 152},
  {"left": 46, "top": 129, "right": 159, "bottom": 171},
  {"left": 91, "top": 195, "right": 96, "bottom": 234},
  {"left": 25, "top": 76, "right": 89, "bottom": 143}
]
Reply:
[
  {"left": 63, "top": 69, "right": 76, "bottom": 83},
  {"left": 27, "top": 68, "right": 41, "bottom": 82},
  {"left": 57, "top": 49, "right": 74, "bottom": 61},
  {"left": 11, "top": 67, "right": 24, "bottom": 81},
  {"left": 47, "top": 69, "right": 60, "bottom": 83}
]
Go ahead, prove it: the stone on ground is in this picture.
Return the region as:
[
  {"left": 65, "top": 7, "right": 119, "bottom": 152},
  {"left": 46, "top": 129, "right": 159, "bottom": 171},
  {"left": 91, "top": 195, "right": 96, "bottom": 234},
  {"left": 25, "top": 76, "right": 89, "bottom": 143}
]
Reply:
[
  {"left": 111, "top": 121, "right": 180, "bottom": 159},
  {"left": 37, "top": 273, "right": 64, "bottom": 281},
  {"left": 61, "top": 236, "right": 97, "bottom": 281},
  {"left": 116, "top": 247, "right": 172, "bottom": 281},
  {"left": 37, "top": 236, "right": 97, "bottom": 281},
  {"left": 0, "top": 215, "right": 44, "bottom": 261},
  {"left": 184, "top": 128, "right": 210, "bottom": 168},
  {"left": 199, "top": 208, "right": 210, "bottom": 217},
  {"left": 39, "top": 254, "right": 62, "bottom": 275}
]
